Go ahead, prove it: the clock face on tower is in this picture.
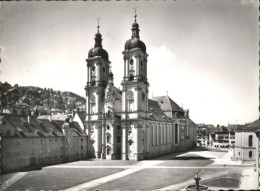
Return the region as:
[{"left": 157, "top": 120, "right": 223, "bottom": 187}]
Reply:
[{"left": 127, "top": 91, "right": 134, "bottom": 101}]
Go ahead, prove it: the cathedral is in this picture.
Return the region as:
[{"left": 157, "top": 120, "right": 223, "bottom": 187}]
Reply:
[{"left": 85, "top": 13, "right": 197, "bottom": 161}]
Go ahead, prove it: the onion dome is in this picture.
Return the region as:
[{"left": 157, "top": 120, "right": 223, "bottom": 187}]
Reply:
[
  {"left": 88, "top": 22, "right": 109, "bottom": 61},
  {"left": 124, "top": 12, "right": 146, "bottom": 53}
]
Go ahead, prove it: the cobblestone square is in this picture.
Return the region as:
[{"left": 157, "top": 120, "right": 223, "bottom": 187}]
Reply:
[{"left": 1, "top": 148, "right": 257, "bottom": 191}]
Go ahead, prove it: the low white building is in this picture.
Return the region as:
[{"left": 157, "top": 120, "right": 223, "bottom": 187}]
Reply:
[{"left": 233, "top": 120, "right": 259, "bottom": 163}]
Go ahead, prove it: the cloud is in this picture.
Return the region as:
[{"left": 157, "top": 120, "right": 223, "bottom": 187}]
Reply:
[{"left": 148, "top": 45, "right": 176, "bottom": 64}]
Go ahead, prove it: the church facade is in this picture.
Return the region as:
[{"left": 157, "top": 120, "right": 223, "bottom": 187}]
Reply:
[{"left": 85, "top": 14, "right": 197, "bottom": 161}]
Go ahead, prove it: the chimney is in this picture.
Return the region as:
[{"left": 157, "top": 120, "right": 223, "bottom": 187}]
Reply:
[{"left": 27, "top": 115, "right": 31, "bottom": 123}]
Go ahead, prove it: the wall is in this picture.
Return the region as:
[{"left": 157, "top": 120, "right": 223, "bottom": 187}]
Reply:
[
  {"left": 2, "top": 135, "right": 88, "bottom": 173},
  {"left": 234, "top": 131, "right": 257, "bottom": 162},
  {"left": 148, "top": 120, "right": 196, "bottom": 158}
]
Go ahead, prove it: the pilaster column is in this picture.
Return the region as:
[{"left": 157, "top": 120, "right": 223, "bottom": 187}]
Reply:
[
  {"left": 146, "top": 124, "right": 150, "bottom": 156},
  {"left": 94, "top": 125, "right": 102, "bottom": 158},
  {"left": 145, "top": 59, "right": 147, "bottom": 80},
  {"left": 89, "top": 66, "right": 92, "bottom": 83},
  {"left": 97, "top": 62, "right": 101, "bottom": 82},
  {"left": 102, "top": 120, "right": 106, "bottom": 159},
  {"left": 124, "top": 57, "right": 126, "bottom": 79},
  {"left": 87, "top": 67, "right": 90, "bottom": 83},
  {"left": 126, "top": 58, "right": 129, "bottom": 79},
  {"left": 96, "top": 91, "right": 101, "bottom": 114},
  {"left": 122, "top": 124, "right": 128, "bottom": 160},
  {"left": 136, "top": 55, "right": 140, "bottom": 77}
]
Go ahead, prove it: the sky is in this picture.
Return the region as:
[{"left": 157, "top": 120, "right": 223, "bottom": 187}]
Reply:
[{"left": 0, "top": 0, "right": 259, "bottom": 126}]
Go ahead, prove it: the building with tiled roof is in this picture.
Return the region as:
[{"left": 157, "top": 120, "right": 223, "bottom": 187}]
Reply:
[
  {"left": 233, "top": 119, "right": 260, "bottom": 163},
  {"left": 0, "top": 113, "right": 88, "bottom": 173},
  {"left": 151, "top": 96, "right": 185, "bottom": 118},
  {"left": 85, "top": 13, "right": 197, "bottom": 161}
]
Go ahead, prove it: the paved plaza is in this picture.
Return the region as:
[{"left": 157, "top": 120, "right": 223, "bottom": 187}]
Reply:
[{"left": 0, "top": 148, "right": 258, "bottom": 191}]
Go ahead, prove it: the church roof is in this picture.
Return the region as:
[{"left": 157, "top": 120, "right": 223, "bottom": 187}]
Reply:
[
  {"left": 0, "top": 115, "right": 86, "bottom": 138},
  {"left": 151, "top": 96, "right": 184, "bottom": 113},
  {"left": 235, "top": 119, "right": 259, "bottom": 132},
  {"left": 148, "top": 99, "right": 171, "bottom": 122},
  {"left": 247, "top": 119, "right": 260, "bottom": 128},
  {"left": 226, "top": 124, "right": 241, "bottom": 132}
]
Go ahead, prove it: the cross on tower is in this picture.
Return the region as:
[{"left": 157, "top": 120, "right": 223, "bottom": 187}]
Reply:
[
  {"left": 97, "top": 17, "right": 100, "bottom": 33},
  {"left": 134, "top": 6, "right": 137, "bottom": 23}
]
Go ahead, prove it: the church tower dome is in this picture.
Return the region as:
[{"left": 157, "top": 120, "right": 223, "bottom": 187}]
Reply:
[
  {"left": 124, "top": 12, "right": 146, "bottom": 53},
  {"left": 88, "top": 23, "right": 109, "bottom": 61}
]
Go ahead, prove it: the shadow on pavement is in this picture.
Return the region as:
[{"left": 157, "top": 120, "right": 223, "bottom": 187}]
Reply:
[{"left": 172, "top": 156, "right": 211, "bottom": 160}]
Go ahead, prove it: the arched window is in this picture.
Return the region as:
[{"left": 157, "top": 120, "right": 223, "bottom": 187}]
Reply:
[
  {"left": 140, "top": 61, "right": 144, "bottom": 81},
  {"left": 117, "top": 136, "right": 121, "bottom": 143},
  {"left": 106, "top": 134, "right": 111, "bottom": 143},
  {"left": 107, "top": 125, "right": 110, "bottom": 130},
  {"left": 129, "top": 59, "right": 134, "bottom": 70},
  {"left": 160, "top": 125, "right": 163, "bottom": 145},
  {"left": 107, "top": 147, "right": 111, "bottom": 155},
  {"left": 129, "top": 59, "right": 134, "bottom": 81},
  {"left": 151, "top": 125, "right": 154, "bottom": 146},
  {"left": 249, "top": 151, "right": 252, "bottom": 158},
  {"left": 249, "top": 135, "right": 253, "bottom": 147},
  {"left": 92, "top": 66, "right": 96, "bottom": 77},
  {"left": 164, "top": 125, "right": 167, "bottom": 144},
  {"left": 166, "top": 125, "right": 168, "bottom": 144},
  {"left": 156, "top": 125, "right": 159, "bottom": 146},
  {"left": 175, "top": 123, "right": 179, "bottom": 144},
  {"left": 161, "top": 125, "right": 164, "bottom": 145},
  {"left": 107, "top": 110, "right": 111, "bottom": 116}
]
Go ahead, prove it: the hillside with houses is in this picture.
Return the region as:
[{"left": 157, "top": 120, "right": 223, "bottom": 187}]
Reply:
[{"left": 0, "top": 81, "right": 86, "bottom": 116}]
